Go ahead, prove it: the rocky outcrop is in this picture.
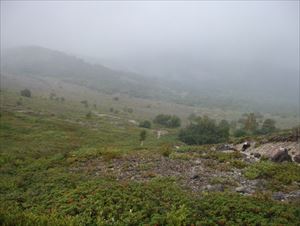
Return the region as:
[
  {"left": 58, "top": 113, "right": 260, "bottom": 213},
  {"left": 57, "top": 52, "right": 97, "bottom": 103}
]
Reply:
[
  {"left": 235, "top": 141, "right": 299, "bottom": 163},
  {"left": 241, "top": 142, "right": 251, "bottom": 152},
  {"left": 271, "top": 148, "right": 292, "bottom": 163},
  {"left": 272, "top": 190, "right": 300, "bottom": 201}
]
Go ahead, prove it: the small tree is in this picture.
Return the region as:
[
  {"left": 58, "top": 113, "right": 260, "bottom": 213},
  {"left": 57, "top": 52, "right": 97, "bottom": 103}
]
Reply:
[
  {"left": 218, "top": 119, "right": 230, "bottom": 141},
  {"left": 260, "top": 119, "right": 276, "bottom": 134},
  {"left": 234, "top": 128, "right": 247, "bottom": 137},
  {"left": 140, "top": 130, "right": 147, "bottom": 146},
  {"left": 86, "top": 111, "right": 92, "bottom": 118},
  {"left": 20, "top": 89, "right": 31, "bottom": 98},
  {"left": 188, "top": 113, "right": 197, "bottom": 123},
  {"left": 49, "top": 92, "right": 56, "bottom": 100},
  {"left": 153, "top": 114, "right": 181, "bottom": 128},
  {"left": 139, "top": 120, "right": 151, "bottom": 129},
  {"left": 16, "top": 99, "right": 22, "bottom": 106},
  {"left": 238, "top": 113, "right": 258, "bottom": 134},
  {"left": 80, "top": 100, "right": 88, "bottom": 108}
]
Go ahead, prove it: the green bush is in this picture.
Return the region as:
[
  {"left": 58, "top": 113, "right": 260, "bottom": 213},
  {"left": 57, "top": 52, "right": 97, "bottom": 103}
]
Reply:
[
  {"left": 1, "top": 184, "right": 299, "bottom": 226},
  {"left": 244, "top": 161, "right": 300, "bottom": 189},
  {"left": 20, "top": 89, "right": 31, "bottom": 98},
  {"left": 139, "top": 120, "right": 151, "bottom": 129},
  {"left": 234, "top": 128, "right": 248, "bottom": 137},
  {"left": 179, "top": 116, "right": 229, "bottom": 145},
  {"left": 153, "top": 114, "right": 181, "bottom": 128}
]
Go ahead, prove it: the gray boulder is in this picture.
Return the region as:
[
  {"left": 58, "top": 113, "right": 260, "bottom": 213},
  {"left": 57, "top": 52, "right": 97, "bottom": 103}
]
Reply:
[{"left": 271, "top": 148, "right": 292, "bottom": 163}]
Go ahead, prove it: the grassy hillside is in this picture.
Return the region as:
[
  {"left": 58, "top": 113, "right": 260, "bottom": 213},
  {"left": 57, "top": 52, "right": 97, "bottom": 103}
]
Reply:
[
  {"left": 1, "top": 72, "right": 297, "bottom": 130},
  {"left": 1, "top": 87, "right": 300, "bottom": 225}
]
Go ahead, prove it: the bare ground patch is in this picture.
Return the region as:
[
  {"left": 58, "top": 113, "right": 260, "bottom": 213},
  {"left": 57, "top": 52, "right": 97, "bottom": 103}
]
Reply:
[{"left": 69, "top": 152, "right": 258, "bottom": 193}]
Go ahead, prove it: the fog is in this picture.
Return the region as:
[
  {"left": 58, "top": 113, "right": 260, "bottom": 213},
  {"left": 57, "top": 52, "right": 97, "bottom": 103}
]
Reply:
[{"left": 1, "top": 1, "right": 299, "bottom": 80}]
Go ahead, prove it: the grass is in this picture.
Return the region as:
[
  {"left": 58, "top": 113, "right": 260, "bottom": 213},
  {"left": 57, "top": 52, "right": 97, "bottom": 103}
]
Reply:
[
  {"left": 1, "top": 180, "right": 299, "bottom": 225},
  {"left": 1, "top": 89, "right": 300, "bottom": 225},
  {"left": 244, "top": 161, "right": 300, "bottom": 191}
]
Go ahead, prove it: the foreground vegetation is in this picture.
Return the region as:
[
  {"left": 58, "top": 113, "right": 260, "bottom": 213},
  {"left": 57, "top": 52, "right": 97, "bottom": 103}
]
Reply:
[{"left": 0, "top": 90, "right": 299, "bottom": 225}]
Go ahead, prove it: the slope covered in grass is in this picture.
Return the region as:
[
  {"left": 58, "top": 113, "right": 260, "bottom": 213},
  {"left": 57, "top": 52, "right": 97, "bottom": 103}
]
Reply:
[{"left": 1, "top": 90, "right": 300, "bottom": 225}]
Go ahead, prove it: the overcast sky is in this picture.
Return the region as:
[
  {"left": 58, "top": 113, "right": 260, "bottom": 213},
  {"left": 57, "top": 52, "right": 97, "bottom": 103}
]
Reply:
[{"left": 1, "top": 1, "right": 299, "bottom": 77}]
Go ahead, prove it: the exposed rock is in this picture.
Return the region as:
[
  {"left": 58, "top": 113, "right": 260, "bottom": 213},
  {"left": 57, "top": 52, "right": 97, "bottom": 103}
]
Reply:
[
  {"left": 235, "top": 186, "right": 253, "bottom": 194},
  {"left": 191, "top": 174, "right": 199, "bottom": 180},
  {"left": 217, "top": 144, "right": 236, "bottom": 151},
  {"left": 272, "top": 192, "right": 285, "bottom": 201},
  {"left": 205, "top": 184, "right": 224, "bottom": 192},
  {"left": 250, "top": 179, "right": 267, "bottom": 189},
  {"left": 293, "top": 154, "right": 300, "bottom": 163},
  {"left": 253, "top": 153, "right": 261, "bottom": 158},
  {"left": 271, "top": 148, "right": 292, "bottom": 163},
  {"left": 286, "top": 190, "right": 300, "bottom": 200},
  {"left": 128, "top": 119, "right": 138, "bottom": 125},
  {"left": 194, "top": 159, "right": 202, "bottom": 165},
  {"left": 236, "top": 141, "right": 299, "bottom": 162},
  {"left": 241, "top": 142, "right": 251, "bottom": 152},
  {"left": 272, "top": 190, "right": 300, "bottom": 201}
]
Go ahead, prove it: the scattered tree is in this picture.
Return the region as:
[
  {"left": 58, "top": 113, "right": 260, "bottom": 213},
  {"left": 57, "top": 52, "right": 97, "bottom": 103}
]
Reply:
[
  {"left": 238, "top": 113, "right": 258, "bottom": 133},
  {"left": 80, "top": 100, "right": 89, "bottom": 108},
  {"left": 153, "top": 114, "right": 181, "bottom": 128},
  {"left": 139, "top": 130, "right": 147, "bottom": 146},
  {"left": 123, "top": 107, "right": 133, "bottom": 113},
  {"left": 139, "top": 120, "right": 151, "bottom": 129},
  {"left": 49, "top": 92, "right": 56, "bottom": 100},
  {"left": 188, "top": 113, "right": 197, "bottom": 123},
  {"left": 234, "top": 128, "right": 248, "bottom": 137},
  {"left": 20, "top": 89, "right": 31, "bottom": 98},
  {"left": 259, "top": 119, "right": 276, "bottom": 134},
  {"left": 218, "top": 119, "right": 230, "bottom": 140},
  {"left": 86, "top": 111, "right": 92, "bottom": 118},
  {"left": 16, "top": 100, "right": 22, "bottom": 106}
]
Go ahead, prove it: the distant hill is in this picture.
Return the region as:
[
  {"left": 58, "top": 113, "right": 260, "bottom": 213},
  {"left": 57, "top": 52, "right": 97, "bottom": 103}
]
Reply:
[
  {"left": 1, "top": 46, "right": 298, "bottom": 115},
  {"left": 1, "top": 46, "right": 171, "bottom": 99}
]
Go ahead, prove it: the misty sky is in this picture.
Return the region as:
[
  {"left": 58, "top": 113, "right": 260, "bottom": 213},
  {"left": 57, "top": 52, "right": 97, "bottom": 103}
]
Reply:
[{"left": 1, "top": 1, "right": 299, "bottom": 77}]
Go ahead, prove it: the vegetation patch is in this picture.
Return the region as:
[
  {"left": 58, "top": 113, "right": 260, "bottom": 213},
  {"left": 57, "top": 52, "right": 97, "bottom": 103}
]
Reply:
[{"left": 244, "top": 161, "right": 300, "bottom": 191}]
